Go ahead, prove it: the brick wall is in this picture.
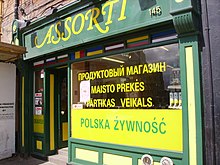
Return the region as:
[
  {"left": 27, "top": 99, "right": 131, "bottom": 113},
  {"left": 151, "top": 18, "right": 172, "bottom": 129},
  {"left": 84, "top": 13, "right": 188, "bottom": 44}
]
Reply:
[
  {"left": 2, "top": 0, "right": 75, "bottom": 43},
  {"left": 2, "top": 0, "right": 15, "bottom": 43}
]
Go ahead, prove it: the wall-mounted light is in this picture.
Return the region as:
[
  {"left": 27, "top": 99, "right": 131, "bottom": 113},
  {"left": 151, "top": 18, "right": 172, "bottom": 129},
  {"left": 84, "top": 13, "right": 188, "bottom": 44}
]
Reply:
[
  {"left": 45, "top": 6, "right": 58, "bottom": 17},
  {"left": 16, "top": 19, "right": 30, "bottom": 29}
]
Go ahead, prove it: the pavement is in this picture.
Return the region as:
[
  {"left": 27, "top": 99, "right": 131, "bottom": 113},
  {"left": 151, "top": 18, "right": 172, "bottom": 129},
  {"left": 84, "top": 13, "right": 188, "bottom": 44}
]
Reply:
[{"left": 0, "top": 155, "right": 49, "bottom": 165}]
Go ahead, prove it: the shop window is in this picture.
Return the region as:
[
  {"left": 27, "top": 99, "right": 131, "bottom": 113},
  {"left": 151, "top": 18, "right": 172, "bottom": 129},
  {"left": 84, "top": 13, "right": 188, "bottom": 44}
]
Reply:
[
  {"left": 33, "top": 69, "right": 44, "bottom": 134},
  {"left": 71, "top": 43, "right": 181, "bottom": 110}
]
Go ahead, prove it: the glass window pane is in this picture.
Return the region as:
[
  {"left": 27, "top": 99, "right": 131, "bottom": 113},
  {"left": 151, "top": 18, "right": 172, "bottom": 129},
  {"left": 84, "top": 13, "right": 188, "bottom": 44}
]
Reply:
[
  {"left": 71, "top": 43, "right": 181, "bottom": 110},
  {"left": 34, "top": 70, "right": 44, "bottom": 114},
  {"left": 33, "top": 69, "right": 44, "bottom": 134}
]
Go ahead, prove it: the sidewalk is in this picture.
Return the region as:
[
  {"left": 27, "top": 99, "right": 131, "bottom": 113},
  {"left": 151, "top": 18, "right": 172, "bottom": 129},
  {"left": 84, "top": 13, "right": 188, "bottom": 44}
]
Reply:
[{"left": 0, "top": 155, "right": 50, "bottom": 165}]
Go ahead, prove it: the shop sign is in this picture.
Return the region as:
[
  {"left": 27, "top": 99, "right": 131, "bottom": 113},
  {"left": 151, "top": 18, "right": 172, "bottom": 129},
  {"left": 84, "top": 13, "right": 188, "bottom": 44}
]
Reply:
[
  {"left": 34, "top": 115, "right": 44, "bottom": 133},
  {"left": 71, "top": 109, "right": 183, "bottom": 152},
  {"left": 24, "top": 0, "right": 172, "bottom": 60},
  {"left": 71, "top": 46, "right": 182, "bottom": 151}
]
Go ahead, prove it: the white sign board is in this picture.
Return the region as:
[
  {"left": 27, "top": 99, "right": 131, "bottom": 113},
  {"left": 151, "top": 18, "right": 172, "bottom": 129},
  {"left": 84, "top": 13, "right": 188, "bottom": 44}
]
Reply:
[
  {"left": 0, "top": 63, "right": 16, "bottom": 160},
  {"left": 80, "top": 80, "right": 91, "bottom": 103}
]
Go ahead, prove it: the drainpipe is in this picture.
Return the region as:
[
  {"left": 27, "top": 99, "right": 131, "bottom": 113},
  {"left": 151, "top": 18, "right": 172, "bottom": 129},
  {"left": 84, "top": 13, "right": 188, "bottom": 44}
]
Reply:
[
  {"left": 14, "top": 0, "right": 19, "bottom": 19},
  {"left": 0, "top": 0, "right": 3, "bottom": 41},
  {"left": 202, "top": 0, "right": 216, "bottom": 164}
]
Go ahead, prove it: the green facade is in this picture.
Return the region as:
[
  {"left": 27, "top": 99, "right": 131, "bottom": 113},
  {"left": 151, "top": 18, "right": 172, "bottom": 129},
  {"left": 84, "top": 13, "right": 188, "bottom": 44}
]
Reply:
[{"left": 13, "top": 0, "right": 203, "bottom": 164}]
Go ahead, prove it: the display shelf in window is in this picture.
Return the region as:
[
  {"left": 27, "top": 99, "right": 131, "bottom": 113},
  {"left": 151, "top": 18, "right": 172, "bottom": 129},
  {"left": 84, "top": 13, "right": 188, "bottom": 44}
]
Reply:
[{"left": 167, "top": 68, "right": 182, "bottom": 109}]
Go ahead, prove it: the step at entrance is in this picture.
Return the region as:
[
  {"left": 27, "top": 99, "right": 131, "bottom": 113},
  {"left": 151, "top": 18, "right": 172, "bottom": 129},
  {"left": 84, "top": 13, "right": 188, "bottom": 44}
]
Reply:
[
  {"left": 58, "top": 147, "right": 68, "bottom": 157},
  {"left": 48, "top": 148, "right": 68, "bottom": 165}
]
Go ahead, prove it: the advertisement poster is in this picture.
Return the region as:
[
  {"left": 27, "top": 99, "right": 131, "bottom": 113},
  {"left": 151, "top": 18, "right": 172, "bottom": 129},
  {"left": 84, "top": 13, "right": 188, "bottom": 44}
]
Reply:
[{"left": 0, "top": 63, "right": 16, "bottom": 160}]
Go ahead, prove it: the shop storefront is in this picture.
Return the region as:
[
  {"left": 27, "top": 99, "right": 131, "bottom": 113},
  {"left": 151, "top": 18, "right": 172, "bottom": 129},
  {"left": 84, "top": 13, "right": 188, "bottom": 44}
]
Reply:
[{"left": 13, "top": 0, "right": 203, "bottom": 164}]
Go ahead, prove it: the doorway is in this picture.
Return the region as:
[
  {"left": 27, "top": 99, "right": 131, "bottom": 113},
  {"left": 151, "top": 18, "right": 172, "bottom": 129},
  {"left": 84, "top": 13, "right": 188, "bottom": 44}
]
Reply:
[{"left": 57, "top": 68, "right": 68, "bottom": 148}]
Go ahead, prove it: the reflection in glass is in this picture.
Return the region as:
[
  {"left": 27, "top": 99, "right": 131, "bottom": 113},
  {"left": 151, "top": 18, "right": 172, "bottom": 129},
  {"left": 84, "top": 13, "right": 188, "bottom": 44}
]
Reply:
[
  {"left": 34, "top": 70, "right": 44, "bottom": 115},
  {"left": 71, "top": 43, "right": 181, "bottom": 109}
]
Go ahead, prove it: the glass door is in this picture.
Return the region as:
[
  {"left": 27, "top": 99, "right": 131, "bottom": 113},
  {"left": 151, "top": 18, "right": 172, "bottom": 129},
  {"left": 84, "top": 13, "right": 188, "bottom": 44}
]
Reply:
[{"left": 57, "top": 68, "right": 68, "bottom": 148}]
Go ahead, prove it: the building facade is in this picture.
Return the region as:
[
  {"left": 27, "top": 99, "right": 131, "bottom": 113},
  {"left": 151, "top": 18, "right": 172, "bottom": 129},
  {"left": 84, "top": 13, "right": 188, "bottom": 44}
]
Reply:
[
  {"left": 2, "top": 0, "right": 219, "bottom": 164},
  {"left": 201, "top": 0, "right": 220, "bottom": 164}
]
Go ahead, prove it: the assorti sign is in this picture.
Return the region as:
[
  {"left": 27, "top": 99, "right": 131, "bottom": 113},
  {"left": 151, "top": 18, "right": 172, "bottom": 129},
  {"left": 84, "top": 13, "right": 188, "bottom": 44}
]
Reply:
[{"left": 23, "top": 0, "right": 171, "bottom": 60}]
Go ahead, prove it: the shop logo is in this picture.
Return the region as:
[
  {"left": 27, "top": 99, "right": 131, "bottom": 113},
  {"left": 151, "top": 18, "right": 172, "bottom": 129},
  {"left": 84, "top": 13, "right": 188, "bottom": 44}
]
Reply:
[
  {"left": 141, "top": 154, "right": 153, "bottom": 165},
  {"left": 32, "top": 0, "right": 127, "bottom": 49},
  {"left": 160, "top": 157, "right": 173, "bottom": 165}
]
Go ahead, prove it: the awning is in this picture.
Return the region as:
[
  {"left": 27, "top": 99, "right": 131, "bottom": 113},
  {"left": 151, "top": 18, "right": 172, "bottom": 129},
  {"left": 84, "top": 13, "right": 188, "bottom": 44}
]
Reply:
[{"left": 0, "top": 42, "right": 26, "bottom": 62}]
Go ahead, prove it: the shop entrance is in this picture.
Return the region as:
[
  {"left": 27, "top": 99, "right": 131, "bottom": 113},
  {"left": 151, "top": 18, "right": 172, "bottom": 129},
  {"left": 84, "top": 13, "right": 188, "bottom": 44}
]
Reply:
[
  {"left": 33, "top": 66, "right": 68, "bottom": 155},
  {"left": 56, "top": 68, "right": 68, "bottom": 149}
]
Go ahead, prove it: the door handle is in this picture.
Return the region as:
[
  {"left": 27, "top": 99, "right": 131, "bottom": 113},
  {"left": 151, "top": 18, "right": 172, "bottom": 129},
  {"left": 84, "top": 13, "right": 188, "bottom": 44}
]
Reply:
[{"left": 61, "top": 111, "right": 65, "bottom": 115}]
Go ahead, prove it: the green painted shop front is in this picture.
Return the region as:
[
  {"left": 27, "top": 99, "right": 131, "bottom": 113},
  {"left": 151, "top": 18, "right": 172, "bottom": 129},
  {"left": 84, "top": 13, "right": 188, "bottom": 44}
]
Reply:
[{"left": 13, "top": 0, "right": 203, "bottom": 164}]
